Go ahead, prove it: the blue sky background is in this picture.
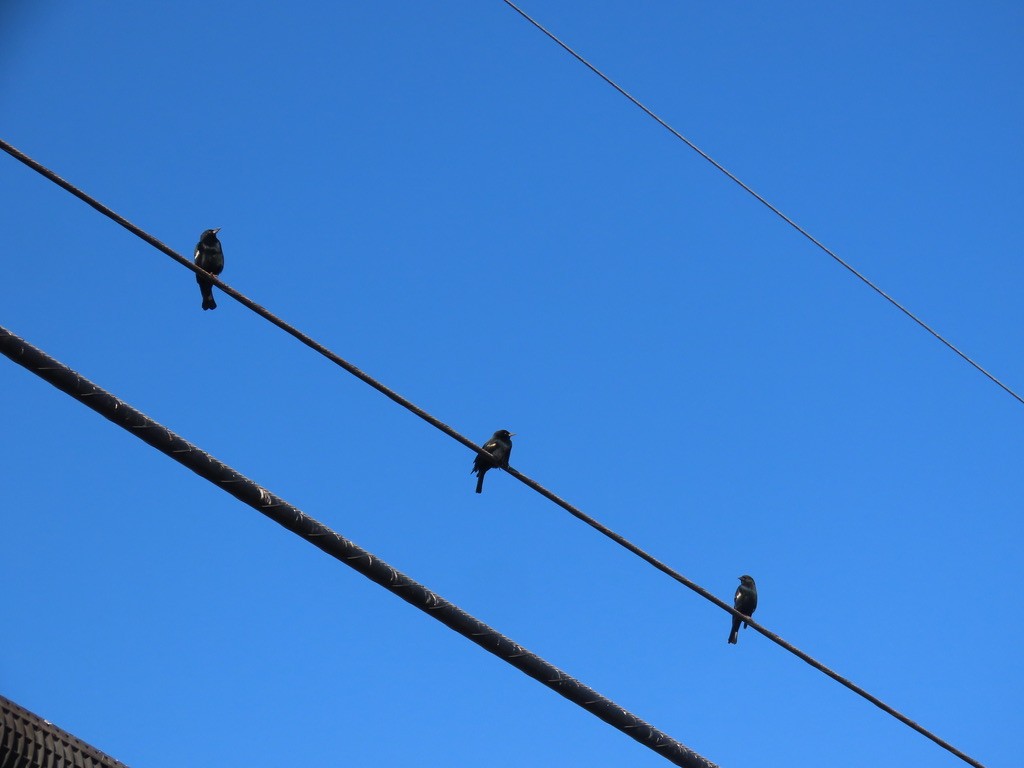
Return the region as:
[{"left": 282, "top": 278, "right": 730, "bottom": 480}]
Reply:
[{"left": 2, "top": 2, "right": 1020, "bottom": 766}]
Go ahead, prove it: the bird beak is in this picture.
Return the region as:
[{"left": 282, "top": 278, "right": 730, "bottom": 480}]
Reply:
[
  {"left": 509, "top": 433, "right": 517, "bottom": 437},
  {"left": 212, "top": 227, "right": 222, "bottom": 234}
]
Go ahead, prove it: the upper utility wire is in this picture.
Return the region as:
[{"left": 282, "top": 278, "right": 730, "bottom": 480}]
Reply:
[{"left": 500, "top": 0, "right": 1022, "bottom": 409}]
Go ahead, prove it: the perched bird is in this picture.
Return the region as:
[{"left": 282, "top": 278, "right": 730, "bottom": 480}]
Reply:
[
  {"left": 193, "top": 228, "right": 224, "bottom": 310},
  {"left": 471, "top": 429, "right": 514, "bottom": 494},
  {"left": 728, "top": 574, "right": 758, "bottom": 644}
]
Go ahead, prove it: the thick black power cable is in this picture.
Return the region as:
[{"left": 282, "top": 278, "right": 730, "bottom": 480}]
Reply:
[
  {"left": 0, "top": 138, "right": 985, "bottom": 767},
  {"left": 500, "top": 0, "right": 1024, "bottom": 410},
  {"left": 0, "top": 323, "right": 715, "bottom": 768}
]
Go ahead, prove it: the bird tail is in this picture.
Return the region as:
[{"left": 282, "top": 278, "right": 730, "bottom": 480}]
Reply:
[
  {"left": 198, "top": 275, "right": 217, "bottom": 310},
  {"left": 728, "top": 617, "right": 740, "bottom": 644},
  {"left": 475, "top": 472, "right": 484, "bottom": 494}
]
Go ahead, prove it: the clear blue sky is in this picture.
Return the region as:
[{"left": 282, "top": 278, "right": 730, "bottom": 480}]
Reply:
[{"left": 2, "top": 2, "right": 1020, "bottom": 766}]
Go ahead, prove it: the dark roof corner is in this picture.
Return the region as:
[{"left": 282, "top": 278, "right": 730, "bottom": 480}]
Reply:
[{"left": 0, "top": 694, "right": 130, "bottom": 768}]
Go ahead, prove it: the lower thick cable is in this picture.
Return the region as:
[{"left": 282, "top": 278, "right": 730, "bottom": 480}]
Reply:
[{"left": 0, "top": 323, "right": 716, "bottom": 768}]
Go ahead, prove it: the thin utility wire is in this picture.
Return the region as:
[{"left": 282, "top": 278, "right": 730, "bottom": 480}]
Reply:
[
  {"left": 0, "top": 324, "right": 715, "bottom": 768},
  {"left": 500, "top": 0, "right": 1023, "bottom": 410},
  {"left": 0, "top": 138, "right": 985, "bottom": 768}
]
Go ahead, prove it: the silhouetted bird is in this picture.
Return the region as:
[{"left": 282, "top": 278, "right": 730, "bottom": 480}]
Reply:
[
  {"left": 193, "top": 228, "right": 224, "bottom": 310},
  {"left": 472, "top": 429, "right": 513, "bottom": 494},
  {"left": 728, "top": 574, "right": 758, "bottom": 644}
]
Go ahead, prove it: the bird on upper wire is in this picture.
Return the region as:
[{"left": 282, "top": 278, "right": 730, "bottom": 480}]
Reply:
[
  {"left": 193, "top": 228, "right": 224, "bottom": 310},
  {"left": 472, "top": 429, "right": 514, "bottom": 494},
  {"left": 728, "top": 575, "right": 758, "bottom": 644}
]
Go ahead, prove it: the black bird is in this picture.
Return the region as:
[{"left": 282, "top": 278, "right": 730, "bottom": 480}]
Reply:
[
  {"left": 193, "top": 228, "right": 224, "bottom": 310},
  {"left": 728, "top": 574, "right": 758, "bottom": 644},
  {"left": 471, "top": 429, "right": 514, "bottom": 494}
]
